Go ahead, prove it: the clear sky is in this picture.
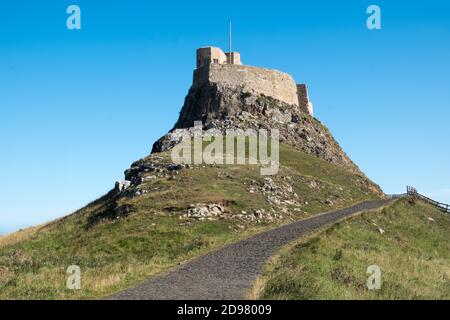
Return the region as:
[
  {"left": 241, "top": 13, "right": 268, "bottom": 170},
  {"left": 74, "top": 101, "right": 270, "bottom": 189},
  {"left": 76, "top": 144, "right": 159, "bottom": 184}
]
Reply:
[{"left": 1, "top": 0, "right": 449, "bottom": 234}]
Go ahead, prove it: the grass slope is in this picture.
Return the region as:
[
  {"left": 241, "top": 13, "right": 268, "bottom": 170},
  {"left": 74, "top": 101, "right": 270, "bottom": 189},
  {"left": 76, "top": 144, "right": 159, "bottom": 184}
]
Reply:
[
  {"left": 256, "top": 199, "right": 450, "bottom": 300},
  {"left": 0, "top": 144, "right": 380, "bottom": 299}
]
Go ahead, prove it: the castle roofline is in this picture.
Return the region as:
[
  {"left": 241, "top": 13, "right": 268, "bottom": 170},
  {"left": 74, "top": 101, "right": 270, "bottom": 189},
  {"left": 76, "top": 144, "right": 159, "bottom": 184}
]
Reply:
[{"left": 196, "top": 46, "right": 241, "bottom": 69}]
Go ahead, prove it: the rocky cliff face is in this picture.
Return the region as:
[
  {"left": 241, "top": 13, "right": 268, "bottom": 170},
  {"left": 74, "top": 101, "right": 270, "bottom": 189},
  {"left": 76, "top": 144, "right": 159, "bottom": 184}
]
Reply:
[
  {"left": 109, "top": 77, "right": 383, "bottom": 222},
  {"left": 152, "top": 81, "right": 363, "bottom": 176}
]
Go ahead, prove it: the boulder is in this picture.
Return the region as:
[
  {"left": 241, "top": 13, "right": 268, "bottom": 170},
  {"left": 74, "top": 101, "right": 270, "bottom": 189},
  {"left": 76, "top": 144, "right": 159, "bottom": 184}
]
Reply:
[{"left": 115, "top": 180, "right": 131, "bottom": 193}]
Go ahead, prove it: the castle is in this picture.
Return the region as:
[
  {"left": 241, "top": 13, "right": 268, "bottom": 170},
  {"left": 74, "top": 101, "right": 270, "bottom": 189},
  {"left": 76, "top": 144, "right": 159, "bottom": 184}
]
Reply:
[{"left": 194, "top": 46, "right": 313, "bottom": 116}]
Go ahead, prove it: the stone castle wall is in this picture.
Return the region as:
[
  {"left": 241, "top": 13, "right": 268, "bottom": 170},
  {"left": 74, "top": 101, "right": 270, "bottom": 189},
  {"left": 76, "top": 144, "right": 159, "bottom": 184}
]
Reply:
[
  {"left": 193, "top": 64, "right": 300, "bottom": 106},
  {"left": 296, "top": 84, "right": 313, "bottom": 116}
]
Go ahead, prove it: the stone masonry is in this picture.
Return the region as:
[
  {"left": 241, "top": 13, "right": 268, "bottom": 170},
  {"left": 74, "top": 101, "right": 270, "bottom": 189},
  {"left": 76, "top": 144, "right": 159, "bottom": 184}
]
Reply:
[
  {"left": 297, "top": 84, "right": 314, "bottom": 116},
  {"left": 194, "top": 64, "right": 300, "bottom": 107},
  {"left": 194, "top": 46, "right": 312, "bottom": 115}
]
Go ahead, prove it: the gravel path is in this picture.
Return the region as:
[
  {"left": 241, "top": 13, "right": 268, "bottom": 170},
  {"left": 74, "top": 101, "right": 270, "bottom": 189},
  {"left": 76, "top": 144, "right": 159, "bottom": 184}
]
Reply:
[{"left": 110, "top": 199, "right": 391, "bottom": 300}]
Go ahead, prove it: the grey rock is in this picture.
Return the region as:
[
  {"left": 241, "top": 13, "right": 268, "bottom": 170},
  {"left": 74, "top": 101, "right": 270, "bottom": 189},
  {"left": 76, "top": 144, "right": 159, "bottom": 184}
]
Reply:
[{"left": 115, "top": 180, "right": 131, "bottom": 193}]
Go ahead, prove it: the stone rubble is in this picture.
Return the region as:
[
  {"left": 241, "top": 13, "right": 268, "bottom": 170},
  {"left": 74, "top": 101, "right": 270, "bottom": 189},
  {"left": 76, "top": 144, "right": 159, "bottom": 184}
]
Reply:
[
  {"left": 114, "top": 155, "right": 185, "bottom": 198},
  {"left": 248, "top": 176, "right": 300, "bottom": 208},
  {"left": 182, "top": 203, "right": 226, "bottom": 220}
]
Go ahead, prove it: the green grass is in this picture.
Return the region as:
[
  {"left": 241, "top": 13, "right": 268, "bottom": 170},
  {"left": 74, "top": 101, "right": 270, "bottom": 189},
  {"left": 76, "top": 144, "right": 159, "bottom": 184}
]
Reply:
[
  {"left": 0, "top": 144, "right": 381, "bottom": 299},
  {"left": 256, "top": 199, "right": 450, "bottom": 300}
]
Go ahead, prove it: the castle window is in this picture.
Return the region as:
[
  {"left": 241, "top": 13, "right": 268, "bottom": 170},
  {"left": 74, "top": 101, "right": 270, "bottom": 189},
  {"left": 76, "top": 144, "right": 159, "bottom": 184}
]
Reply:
[{"left": 213, "top": 59, "right": 219, "bottom": 64}]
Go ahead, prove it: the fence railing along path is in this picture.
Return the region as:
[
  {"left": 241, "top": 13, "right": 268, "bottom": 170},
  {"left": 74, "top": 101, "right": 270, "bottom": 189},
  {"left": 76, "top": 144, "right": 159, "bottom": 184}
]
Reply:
[{"left": 401, "top": 186, "right": 450, "bottom": 214}]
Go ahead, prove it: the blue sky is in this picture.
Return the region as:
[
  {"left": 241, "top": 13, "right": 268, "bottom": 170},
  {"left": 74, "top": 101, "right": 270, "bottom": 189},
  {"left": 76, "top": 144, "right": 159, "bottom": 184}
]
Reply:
[{"left": 1, "top": 0, "right": 449, "bottom": 234}]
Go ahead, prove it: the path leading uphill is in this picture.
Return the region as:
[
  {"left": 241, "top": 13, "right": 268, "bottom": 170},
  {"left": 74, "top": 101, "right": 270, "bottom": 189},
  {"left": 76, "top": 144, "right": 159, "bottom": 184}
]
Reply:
[{"left": 110, "top": 199, "right": 392, "bottom": 300}]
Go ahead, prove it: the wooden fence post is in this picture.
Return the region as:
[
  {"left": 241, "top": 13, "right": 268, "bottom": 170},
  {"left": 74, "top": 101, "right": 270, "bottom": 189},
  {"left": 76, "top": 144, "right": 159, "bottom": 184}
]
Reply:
[{"left": 406, "top": 186, "right": 449, "bottom": 213}]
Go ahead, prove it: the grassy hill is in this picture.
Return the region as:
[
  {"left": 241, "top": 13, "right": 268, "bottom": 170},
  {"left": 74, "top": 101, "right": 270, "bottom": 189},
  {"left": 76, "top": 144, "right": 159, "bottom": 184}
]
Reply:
[
  {"left": 254, "top": 199, "right": 450, "bottom": 299},
  {"left": 0, "top": 143, "right": 381, "bottom": 299}
]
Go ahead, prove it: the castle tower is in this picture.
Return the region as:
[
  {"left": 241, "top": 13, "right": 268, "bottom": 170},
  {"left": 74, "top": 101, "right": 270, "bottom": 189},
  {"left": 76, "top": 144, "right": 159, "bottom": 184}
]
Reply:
[
  {"left": 194, "top": 46, "right": 313, "bottom": 117},
  {"left": 296, "top": 84, "right": 314, "bottom": 116},
  {"left": 196, "top": 47, "right": 241, "bottom": 69}
]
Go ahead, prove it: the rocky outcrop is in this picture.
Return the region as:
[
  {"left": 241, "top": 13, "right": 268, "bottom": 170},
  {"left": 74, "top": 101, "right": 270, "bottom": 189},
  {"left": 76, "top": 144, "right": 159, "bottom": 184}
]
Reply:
[
  {"left": 115, "top": 180, "right": 131, "bottom": 193},
  {"left": 152, "top": 82, "right": 363, "bottom": 176},
  {"left": 184, "top": 203, "right": 227, "bottom": 220},
  {"left": 113, "top": 155, "right": 185, "bottom": 198}
]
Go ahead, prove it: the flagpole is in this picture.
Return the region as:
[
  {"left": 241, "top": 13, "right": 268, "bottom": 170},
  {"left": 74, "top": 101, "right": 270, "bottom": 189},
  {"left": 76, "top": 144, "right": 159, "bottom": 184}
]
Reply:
[{"left": 229, "top": 19, "right": 232, "bottom": 53}]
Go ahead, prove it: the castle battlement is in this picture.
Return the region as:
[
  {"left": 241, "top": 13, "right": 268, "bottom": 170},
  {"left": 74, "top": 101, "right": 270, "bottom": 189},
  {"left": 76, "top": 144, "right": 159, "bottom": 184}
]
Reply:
[
  {"left": 194, "top": 47, "right": 313, "bottom": 116},
  {"left": 196, "top": 47, "right": 241, "bottom": 68}
]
